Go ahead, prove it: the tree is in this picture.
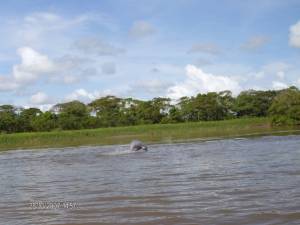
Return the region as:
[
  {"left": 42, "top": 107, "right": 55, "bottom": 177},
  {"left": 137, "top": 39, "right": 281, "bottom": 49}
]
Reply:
[
  {"left": 89, "top": 96, "right": 123, "bottom": 127},
  {"left": 31, "top": 111, "right": 58, "bottom": 131},
  {"left": 0, "top": 105, "right": 19, "bottom": 133},
  {"left": 234, "top": 90, "right": 277, "bottom": 117},
  {"left": 54, "top": 101, "right": 90, "bottom": 130},
  {"left": 18, "top": 108, "right": 42, "bottom": 132},
  {"left": 269, "top": 87, "right": 300, "bottom": 125},
  {"left": 178, "top": 92, "right": 234, "bottom": 122},
  {"left": 161, "top": 105, "right": 183, "bottom": 123},
  {"left": 193, "top": 92, "right": 227, "bottom": 121},
  {"left": 118, "top": 98, "right": 140, "bottom": 126},
  {"left": 178, "top": 96, "right": 197, "bottom": 122},
  {"left": 133, "top": 98, "right": 171, "bottom": 124}
]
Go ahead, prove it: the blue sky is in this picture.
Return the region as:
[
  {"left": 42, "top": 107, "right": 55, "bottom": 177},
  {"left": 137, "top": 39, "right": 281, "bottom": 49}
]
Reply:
[{"left": 0, "top": 0, "right": 300, "bottom": 109}]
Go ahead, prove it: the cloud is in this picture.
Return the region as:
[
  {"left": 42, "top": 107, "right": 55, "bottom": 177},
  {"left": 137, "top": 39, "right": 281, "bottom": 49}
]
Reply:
[
  {"left": 276, "top": 71, "right": 285, "bottom": 79},
  {"left": 65, "top": 88, "right": 113, "bottom": 103},
  {"left": 13, "top": 47, "right": 56, "bottom": 84},
  {"left": 1, "top": 47, "right": 59, "bottom": 92},
  {"left": 16, "top": 12, "right": 88, "bottom": 45},
  {"left": 188, "top": 43, "right": 221, "bottom": 55},
  {"left": 101, "top": 62, "right": 116, "bottom": 75},
  {"left": 74, "top": 38, "right": 125, "bottom": 56},
  {"left": 167, "top": 64, "right": 241, "bottom": 99},
  {"left": 194, "top": 58, "right": 212, "bottom": 66},
  {"left": 0, "top": 52, "right": 14, "bottom": 62},
  {"left": 61, "top": 75, "right": 80, "bottom": 84},
  {"left": 289, "top": 20, "right": 300, "bottom": 48},
  {"left": 241, "top": 36, "right": 270, "bottom": 51},
  {"left": 1, "top": 47, "right": 97, "bottom": 92},
  {"left": 0, "top": 76, "right": 19, "bottom": 91},
  {"left": 15, "top": 12, "right": 116, "bottom": 46},
  {"left": 129, "top": 21, "right": 156, "bottom": 38},
  {"left": 30, "top": 91, "right": 53, "bottom": 105},
  {"left": 261, "top": 62, "right": 290, "bottom": 80},
  {"left": 251, "top": 71, "right": 265, "bottom": 79},
  {"left": 0, "top": 10, "right": 119, "bottom": 47},
  {"left": 262, "top": 62, "right": 290, "bottom": 73},
  {"left": 248, "top": 62, "right": 290, "bottom": 80},
  {"left": 50, "top": 56, "right": 98, "bottom": 84},
  {"left": 0, "top": 46, "right": 106, "bottom": 95},
  {"left": 151, "top": 63, "right": 184, "bottom": 75},
  {"left": 151, "top": 67, "right": 160, "bottom": 73},
  {"left": 24, "top": 12, "right": 85, "bottom": 26},
  {"left": 130, "top": 79, "right": 173, "bottom": 95},
  {"left": 272, "top": 81, "right": 288, "bottom": 90}
]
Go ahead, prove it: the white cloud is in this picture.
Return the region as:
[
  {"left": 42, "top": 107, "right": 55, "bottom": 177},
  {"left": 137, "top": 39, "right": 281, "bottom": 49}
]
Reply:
[
  {"left": 17, "top": 12, "right": 86, "bottom": 44},
  {"left": 250, "top": 61, "right": 291, "bottom": 81},
  {"left": 262, "top": 62, "right": 290, "bottom": 74},
  {"left": 65, "top": 88, "right": 113, "bottom": 103},
  {"left": 51, "top": 56, "right": 98, "bottom": 84},
  {"left": 130, "top": 79, "right": 173, "bottom": 95},
  {"left": 0, "top": 47, "right": 57, "bottom": 92},
  {"left": 0, "top": 46, "right": 106, "bottom": 95},
  {"left": 0, "top": 76, "right": 19, "bottom": 91},
  {"left": 24, "top": 12, "right": 64, "bottom": 27},
  {"left": 298, "top": 78, "right": 300, "bottom": 86},
  {"left": 241, "top": 36, "right": 269, "bottom": 51},
  {"left": 0, "top": 11, "right": 117, "bottom": 54},
  {"left": 194, "top": 58, "right": 212, "bottom": 66},
  {"left": 151, "top": 67, "right": 160, "bottom": 73},
  {"left": 188, "top": 43, "right": 221, "bottom": 55},
  {"left": 62, "top": 75, "right": 80, "bottom": 84},
  {"left": 30, "top": 91, "right": 52, "bottom": 105},
  {"left": 272, "top": 81, "right": 288, "bottom": 90},
  {"left": 167, "top": 64, "right": 241, "bottom": 99},
  {"left": 74, "top": 38, "right": 125, "bottom": 56},
  {"left": 289, "top": 20, "right": 300, "bottom": 48},
  {"left": 151, "top": 63, "right": 184, "bottom": 76},
  {"left": 13, "top": 47, "right": 56, "bottom": 84},
  {"left": 101, "top": 62, "right": 116, "bottom": 75},
  {"left": 252, "top": 71, "right": 265, "bottom": 79},
  {"left": 16, "top": 12, "right": 114, "bottom": 45},
  {"left": 276, "top": 71, "right": 285, "bottom": 79},
  {"left": 129, "top": 21, "right": 156, "bottom": 38},
  {"left": 0, "top": 52, "right": 14, "bottom": 62}
]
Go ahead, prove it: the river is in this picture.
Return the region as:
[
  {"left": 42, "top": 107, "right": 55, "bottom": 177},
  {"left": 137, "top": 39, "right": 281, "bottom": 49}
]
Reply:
[{"left": 0, "top": 135, "right": 300, "bottom": 225}]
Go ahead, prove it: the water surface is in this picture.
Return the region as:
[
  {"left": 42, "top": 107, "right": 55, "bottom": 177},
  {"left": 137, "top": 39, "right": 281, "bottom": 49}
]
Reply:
[{"left": 1, "top": 135, "right": 300, "bottom": 225}]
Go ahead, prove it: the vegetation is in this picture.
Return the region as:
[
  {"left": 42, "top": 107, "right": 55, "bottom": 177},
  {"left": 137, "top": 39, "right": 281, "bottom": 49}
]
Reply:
[
  {"left": 1, "top": 117, "right": 299, "bottom": 151},
  {"left": 1, "top": 87, "right": 300, "bottom": 135},
  {"left": 269, "top": 87, "right": 300, "bottom": 125}
]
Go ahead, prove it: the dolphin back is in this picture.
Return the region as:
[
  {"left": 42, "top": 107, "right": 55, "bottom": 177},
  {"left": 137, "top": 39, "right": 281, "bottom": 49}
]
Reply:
[{"left": 130, "top": 140, "right": 147, "bottom": 151}]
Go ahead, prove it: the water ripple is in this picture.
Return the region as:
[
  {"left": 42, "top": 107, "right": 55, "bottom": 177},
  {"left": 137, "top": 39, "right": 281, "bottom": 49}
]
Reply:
[{"left": 0, "top": 135, "right": 300, "bottom": 224}]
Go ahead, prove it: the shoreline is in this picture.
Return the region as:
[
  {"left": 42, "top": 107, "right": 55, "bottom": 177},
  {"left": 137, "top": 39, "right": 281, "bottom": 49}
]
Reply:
[
  {"left": 0, "top": 117, "right": 299, "bottom": 152},
  {"left": 1, "top": 129, "right": 300, "bottom": 153}
]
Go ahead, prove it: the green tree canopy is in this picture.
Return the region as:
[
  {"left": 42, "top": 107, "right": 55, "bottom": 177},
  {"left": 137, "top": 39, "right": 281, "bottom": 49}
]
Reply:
[
  {"left": 0, "top": 105, "right": 19, "bottom": 133},
  {"left": 269, "top": 87, "right": 300, "bottom": 125},
  {"left": 18, "top": 108, "right": 42, "bottom": 131},
  {"left": 234, "top": 90, "right": 277, "bottom": 117},
  {"left": 53, "top": 101, "right": 90, "bottom": 130},
  {"left": 89, "top": 96, "right": 123, "bottom": 127}
]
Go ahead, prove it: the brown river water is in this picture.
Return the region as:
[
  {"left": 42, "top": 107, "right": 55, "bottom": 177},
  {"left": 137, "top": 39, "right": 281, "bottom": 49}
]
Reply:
[{"left": 0, "top": 135, "right": 300, "bottom": 225}]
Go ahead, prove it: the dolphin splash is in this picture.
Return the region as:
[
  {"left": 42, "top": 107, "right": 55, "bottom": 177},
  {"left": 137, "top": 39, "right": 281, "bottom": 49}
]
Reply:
[{"left": 130, "top": 140, "right": 148, "bottom": 152}]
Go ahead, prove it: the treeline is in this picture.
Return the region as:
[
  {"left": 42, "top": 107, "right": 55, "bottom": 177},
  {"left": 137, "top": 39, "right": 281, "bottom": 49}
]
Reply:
[{"left": 1, "top": 86, "right": 300, "bottom": 133}]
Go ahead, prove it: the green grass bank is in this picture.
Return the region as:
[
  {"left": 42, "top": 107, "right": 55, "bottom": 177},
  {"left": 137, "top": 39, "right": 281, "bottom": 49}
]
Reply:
[{"left": 0, "top": 117, "right": 299, "bottom": 151}]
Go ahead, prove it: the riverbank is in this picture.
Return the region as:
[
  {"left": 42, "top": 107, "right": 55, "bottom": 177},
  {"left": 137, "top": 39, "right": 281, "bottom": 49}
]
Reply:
[{"left": 0, "top": 117, "right": 299, "bottom": 151}]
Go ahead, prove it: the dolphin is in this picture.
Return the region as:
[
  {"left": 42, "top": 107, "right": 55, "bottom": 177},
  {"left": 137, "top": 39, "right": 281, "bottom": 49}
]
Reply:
[{"left": 130, "top": 140, "right": 148, "bottom": 151}]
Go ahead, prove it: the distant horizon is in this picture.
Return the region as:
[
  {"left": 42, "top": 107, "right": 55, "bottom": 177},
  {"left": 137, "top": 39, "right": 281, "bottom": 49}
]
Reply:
[{"left": 0, "top": 0, "right": 300, "bottom": 110}]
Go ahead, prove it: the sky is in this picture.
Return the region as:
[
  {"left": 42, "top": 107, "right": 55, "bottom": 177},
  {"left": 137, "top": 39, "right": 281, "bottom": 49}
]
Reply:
[{"left": 0, "top": 0, "right": 300, "bottom": 110}]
